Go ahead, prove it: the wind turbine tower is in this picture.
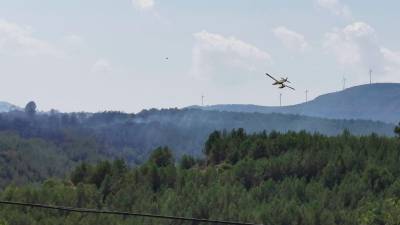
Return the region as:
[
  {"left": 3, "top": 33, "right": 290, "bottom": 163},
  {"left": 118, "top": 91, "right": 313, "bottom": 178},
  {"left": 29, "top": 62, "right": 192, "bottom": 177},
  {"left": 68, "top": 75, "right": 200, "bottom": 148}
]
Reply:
[
  {"left": 279, "top": 93, "right": 282, "bottom": 107},
  {"left": 342, "top": 76, "right": 346, "bottom": 90},
  {"left": 369, "top": 69, "right": 372, "bottom": 84},
  {"left": 305, "top": 90, "right": 309, "bottom": 103},
  {"left": 201, "top": 94, "right": 204, "bottom": 106}
]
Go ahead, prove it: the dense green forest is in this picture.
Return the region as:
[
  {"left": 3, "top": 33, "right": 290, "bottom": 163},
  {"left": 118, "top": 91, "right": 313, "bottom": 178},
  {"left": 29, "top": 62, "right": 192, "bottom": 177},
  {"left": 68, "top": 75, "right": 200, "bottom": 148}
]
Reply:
[
  {"left": 0, "top": 131, "right": 116, "bottom": 188},
  {"left": 1, "top": 128, "right": 400, "bottom": 225},
  {"left": 0, "top": 102, "right": 394, "bottom": 188}
]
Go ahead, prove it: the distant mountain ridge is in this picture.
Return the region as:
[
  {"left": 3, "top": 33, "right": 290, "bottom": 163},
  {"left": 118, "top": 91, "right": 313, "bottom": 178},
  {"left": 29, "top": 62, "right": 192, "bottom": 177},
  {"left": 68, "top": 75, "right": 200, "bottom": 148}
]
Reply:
[
  {"left": 0, "top": 101, "right": 19, "bottom": 112},
  {"left": 191, "top": 83, "right": 400, "bottom": 124}
]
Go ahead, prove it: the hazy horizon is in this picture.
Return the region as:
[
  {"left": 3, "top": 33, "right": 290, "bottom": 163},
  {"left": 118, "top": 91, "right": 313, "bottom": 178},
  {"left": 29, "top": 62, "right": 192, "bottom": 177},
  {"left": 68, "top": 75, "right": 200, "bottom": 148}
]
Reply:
[{"left": 1, "top": 1, "right": 400, "bottom": 113}]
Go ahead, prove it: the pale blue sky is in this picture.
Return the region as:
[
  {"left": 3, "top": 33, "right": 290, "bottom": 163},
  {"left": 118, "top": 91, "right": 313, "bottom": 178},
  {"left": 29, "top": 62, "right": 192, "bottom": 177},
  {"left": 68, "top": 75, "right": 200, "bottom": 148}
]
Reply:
[{"left": 0, "top": 0, "right": 399, "bottom": 112}]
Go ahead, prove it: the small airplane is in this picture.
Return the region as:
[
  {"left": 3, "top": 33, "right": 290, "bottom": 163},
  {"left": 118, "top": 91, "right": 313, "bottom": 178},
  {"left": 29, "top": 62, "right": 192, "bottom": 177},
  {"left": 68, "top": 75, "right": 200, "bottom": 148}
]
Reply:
[
  {"left": 265, "top": 73, "right": 295, "bottom": 90},
  {"left": 265, "top": 73, "right": 291, "bottom": 85}
]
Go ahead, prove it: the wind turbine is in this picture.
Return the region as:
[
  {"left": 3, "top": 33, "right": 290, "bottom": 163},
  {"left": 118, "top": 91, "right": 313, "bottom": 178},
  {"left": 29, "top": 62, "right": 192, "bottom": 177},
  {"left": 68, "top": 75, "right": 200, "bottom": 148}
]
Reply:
[
  {"left": 305, "top": 90, "right": 309, "bottom": 103},
  {"left": 369, "top": 69, "right": 372, "bottom": 84},
  {"left": 342, "top": 76, "right": 347, "bottom": 90}
]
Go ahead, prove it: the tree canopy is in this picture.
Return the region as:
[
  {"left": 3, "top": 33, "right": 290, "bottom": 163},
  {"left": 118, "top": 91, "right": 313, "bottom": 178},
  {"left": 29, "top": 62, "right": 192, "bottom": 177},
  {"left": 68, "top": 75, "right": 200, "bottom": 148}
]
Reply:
[
  {"left": 1, "top": 129, "right": 400, "bottom": 225},
  {"left": 24, "top": 101, "right": 37, "bottom": 117}
]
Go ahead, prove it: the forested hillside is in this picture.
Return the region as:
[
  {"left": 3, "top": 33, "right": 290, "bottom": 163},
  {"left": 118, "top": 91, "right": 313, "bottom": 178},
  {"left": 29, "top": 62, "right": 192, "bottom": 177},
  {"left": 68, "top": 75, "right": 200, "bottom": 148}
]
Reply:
[
  {"left": 1, "top": 129, "right": 400, "bottom": 225},
  {"left": 0, "top": 104, "right": 396, "bottom": 188},
  {"left": 0, "top": 108, "right": 142, "bottom": 188},
  {"left": 0, "top": 131, "right": 125, "bottom": 188}
]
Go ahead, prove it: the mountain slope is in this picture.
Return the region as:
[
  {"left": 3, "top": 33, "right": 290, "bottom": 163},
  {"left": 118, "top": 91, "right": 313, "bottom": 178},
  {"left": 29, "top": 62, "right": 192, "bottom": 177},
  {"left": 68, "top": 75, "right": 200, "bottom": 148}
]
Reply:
[
  {"left": 193, "top": 83, "right": 400, "bottom": 123},
  {"left": 0, "top": 101, "right": 19, "bottom": 112},
  {"left": 128, "top": 109, "right": 395, "bottom": 157},
  {"left": 0, "top": 107, "right": 395, "bottom": 187}
]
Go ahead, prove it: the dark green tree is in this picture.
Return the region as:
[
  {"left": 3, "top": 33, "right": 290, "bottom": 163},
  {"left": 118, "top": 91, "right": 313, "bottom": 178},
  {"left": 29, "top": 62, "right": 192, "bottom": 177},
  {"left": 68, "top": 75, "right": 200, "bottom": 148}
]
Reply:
[
  {"left": 148, "top": 164, "right": 161, "bottom": 192},
  {"left": 90, "top": 161, "right": 112, "bottom": 188},
  {"left": 395, "top": 122, "right": 400, "bottom": 137},
  {"left": 71, "top": 162, "right": 91, "bottom": 185},
  {"left": 180, "top": 155, "right": 196, "bottom": 169},
  {"left": 149, "top": 147, "right": 174, "bottom": 167},
  {"left": 24, "top": 101, "right": 37, "bottom": 117}
]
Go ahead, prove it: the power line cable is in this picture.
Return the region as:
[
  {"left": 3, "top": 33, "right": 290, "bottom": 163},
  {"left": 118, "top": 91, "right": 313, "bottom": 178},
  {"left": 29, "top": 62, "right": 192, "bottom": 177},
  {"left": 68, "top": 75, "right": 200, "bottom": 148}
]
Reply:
[{"left": 0, "top": 200, "right": 262, "bottom": 225}]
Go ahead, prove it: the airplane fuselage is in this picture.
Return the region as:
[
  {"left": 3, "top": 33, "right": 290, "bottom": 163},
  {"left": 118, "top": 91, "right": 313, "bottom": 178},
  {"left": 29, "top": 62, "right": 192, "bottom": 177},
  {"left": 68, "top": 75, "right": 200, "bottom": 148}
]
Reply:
[{"left": 273, "top": 79, "right": 287, "bottom": 85}]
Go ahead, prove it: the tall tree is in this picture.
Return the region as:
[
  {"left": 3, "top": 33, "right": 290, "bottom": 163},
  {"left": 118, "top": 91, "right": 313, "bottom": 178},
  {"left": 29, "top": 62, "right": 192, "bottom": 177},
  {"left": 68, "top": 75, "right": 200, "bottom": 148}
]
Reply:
[
  {"left": 24, "top": 101, "right": 37, "bottom": 117},
  {"left": 395, "top": 122, "right": 400, "bottom": 137},
  {"left": 149, "top": 147, "right": 174, "bottom": 167}
]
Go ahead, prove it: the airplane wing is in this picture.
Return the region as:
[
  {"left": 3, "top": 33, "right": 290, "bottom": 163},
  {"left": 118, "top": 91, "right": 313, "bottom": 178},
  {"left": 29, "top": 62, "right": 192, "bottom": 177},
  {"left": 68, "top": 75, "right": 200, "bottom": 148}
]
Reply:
[
  {"left": 285, "top": 84, "right": 295, "bottom": 90},
  {"left": 265, "top": 73, "right": 279, "bottom": 82}
]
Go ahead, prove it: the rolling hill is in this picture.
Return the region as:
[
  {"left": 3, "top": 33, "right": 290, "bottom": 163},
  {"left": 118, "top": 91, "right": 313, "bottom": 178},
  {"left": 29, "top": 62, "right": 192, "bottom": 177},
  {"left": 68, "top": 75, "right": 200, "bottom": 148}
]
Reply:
[
  {"left": 128, "top": 108, "right": 395, "bottom": 157},
  {"left": 191, "top": 83, "right": 400, "bottom": 124},
  {"left": 0, "top": 101, "right": 19, "bottom": 112},
  {"left": 0, "top": 105, "right": 396, "bottom": 187}
]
